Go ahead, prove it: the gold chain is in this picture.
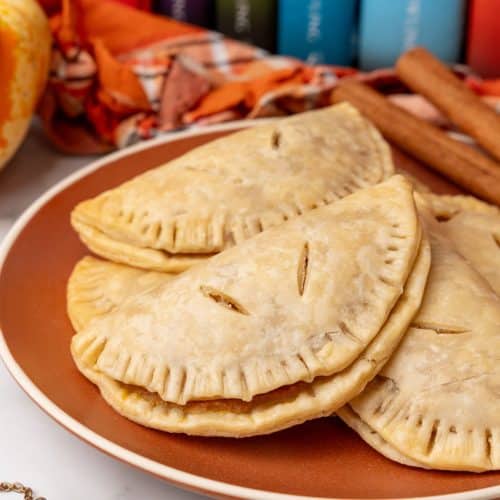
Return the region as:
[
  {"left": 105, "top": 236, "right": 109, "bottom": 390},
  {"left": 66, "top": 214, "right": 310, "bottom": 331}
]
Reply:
[{"left": 0, "top": 481, "right": 45, "bottom": 500}]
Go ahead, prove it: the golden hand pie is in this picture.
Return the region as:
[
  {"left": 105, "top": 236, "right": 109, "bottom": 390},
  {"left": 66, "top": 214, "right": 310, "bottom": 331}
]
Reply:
[
  {"left": 71, "top": 103, "right": 394, "bottom": 272},
  {"left": 338, "top": 405, "right": 422, "bottom": 468},
  {"left": 421, "top": 192, "right": 499, "bottom": 293},
  {"left": 340, "top": 214, "right": 500, "bottom": 472},
  {"left": 438, "top": 211, "right": 500, "bottom": 295},
  {"left": 422, "top": 192, "right": 499, "bottom": 221},
  {"left": 75, "top": 237, "right": 428, "bottom": 437},
  {"left": 67, "top": 256, "right": 173, "bottom": 331},
  {"left": 413, "top": 192, "right": 499, "bottom": 293},
  {"left": 71, "top": 175, "right": 422, "bottom": 405},
  {"left": 69, "top": 224, "right": 430, "bottom": 436}
]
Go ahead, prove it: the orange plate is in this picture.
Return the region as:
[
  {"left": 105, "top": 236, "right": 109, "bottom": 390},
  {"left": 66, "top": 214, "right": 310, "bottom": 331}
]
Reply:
[{"left": 0, "top": 123, "right": 499, "bottom": 500}]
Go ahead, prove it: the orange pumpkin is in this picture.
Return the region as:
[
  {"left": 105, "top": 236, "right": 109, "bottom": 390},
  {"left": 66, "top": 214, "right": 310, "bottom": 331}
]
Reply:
[{"left": 0, "top": 0, "right": 51, "bottom": 170}]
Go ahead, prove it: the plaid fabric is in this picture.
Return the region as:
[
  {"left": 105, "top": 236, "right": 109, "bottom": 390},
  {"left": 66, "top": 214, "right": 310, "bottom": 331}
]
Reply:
[
  {"left": 39, "top": 0, "right": 500, "bottom": 154},
  {"left": 38, "top": 0, "right": 357, "bottom": 153}
]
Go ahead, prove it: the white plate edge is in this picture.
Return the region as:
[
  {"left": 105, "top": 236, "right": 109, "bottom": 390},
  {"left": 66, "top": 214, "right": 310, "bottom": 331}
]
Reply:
[{"left": 0, "top": 121, "right": 498, "bottom": 500}]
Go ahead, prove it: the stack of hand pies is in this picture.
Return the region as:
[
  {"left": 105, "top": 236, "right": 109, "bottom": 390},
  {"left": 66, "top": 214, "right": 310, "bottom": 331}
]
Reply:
[{"left": 67, "top": 103, "right": 500, "bottom": 472}]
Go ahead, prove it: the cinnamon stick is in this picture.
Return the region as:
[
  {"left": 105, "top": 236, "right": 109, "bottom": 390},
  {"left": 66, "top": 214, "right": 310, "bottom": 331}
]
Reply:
[
  {"left": 396, "top": 47, "right": 500, "bottom": 163},
  {"left": 331, "top": 80, "right": 500, "bottom": 205}
]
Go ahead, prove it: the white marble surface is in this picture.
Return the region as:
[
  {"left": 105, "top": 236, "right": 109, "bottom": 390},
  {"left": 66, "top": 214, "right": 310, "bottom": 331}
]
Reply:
[{"left": 0, "top": 122, "right": 204, "bottom": 500}]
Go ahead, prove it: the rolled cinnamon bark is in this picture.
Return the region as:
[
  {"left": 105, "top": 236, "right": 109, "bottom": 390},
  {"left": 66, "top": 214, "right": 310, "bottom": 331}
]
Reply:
[
  {"left": 331, "top": 80, "right": 500, "bottom": 205},
  {"left": 396, "top": 47, "right": 500, "bottom": 163}
]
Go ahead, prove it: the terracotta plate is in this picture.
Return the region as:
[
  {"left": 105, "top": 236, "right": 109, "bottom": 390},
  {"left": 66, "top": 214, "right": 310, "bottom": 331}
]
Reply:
[{"left": 1, "top": 122, "right": 499, "bottom": 500}]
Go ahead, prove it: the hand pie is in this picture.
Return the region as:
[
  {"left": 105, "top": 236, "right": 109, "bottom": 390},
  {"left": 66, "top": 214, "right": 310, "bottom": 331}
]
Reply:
[
  {"left": 73, "top": 239, "right": 428, "bottom": 438},
  {"left": 72, "top": 175, "right": 421, "bottom": 404},
  {"left": 71, "top": 103, "right": 394, "bottom": 272},
  {"left": 422, "top": 193, "right": 499, "bottom": 292},
  {"left": 422, "top": 192, "right": 499, "bottom": 221},
  {"left": 67, "top": 256, "right": 172, "bottom": 331},
  {"left": 339, "top": 213, "right": 500, "bottom": 472},
  {"left": 438, "top": 211, "right": 500, "bottom": 295},
  {"left": 70, "top": 176, "right": 430, "bottom": 436},
  {"left": 338, "top": 405, "right": 422, "bottom": 468}
]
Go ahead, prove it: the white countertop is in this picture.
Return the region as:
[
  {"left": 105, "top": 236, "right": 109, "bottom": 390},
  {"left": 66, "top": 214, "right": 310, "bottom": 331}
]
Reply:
[{"left": 0, "top": 122, "right": 204, "bottom": 500}]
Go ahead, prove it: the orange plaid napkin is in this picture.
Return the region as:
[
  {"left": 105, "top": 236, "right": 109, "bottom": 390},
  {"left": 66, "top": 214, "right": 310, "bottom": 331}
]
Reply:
[
  {"left": 39, "top": 0, "right": 500, "bottom": 154},
  {"left": 40, "top": 0, "right": 354, "bottom": 153}
]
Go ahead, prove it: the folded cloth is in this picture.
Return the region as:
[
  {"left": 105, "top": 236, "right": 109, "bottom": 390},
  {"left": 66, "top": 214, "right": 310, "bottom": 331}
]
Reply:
[
  {"left": 38, "top": 0, "right": 500, "bottom": 155},
  {"left": 38, "top": 0, "right": 344, "bottom": 153}
]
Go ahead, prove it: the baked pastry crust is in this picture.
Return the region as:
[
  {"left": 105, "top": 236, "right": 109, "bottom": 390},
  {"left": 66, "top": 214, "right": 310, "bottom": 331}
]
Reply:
[
  {"left": 67, "top": 256, "right": 173, "bottom": 331},
  {"left": 439, "top": 211, "right": 500, "bottom": 295},
  {"left": 70, "top": 235, "right": 430, "bottom": 437},
  {"left": 71, "top": 221, "right": 211, "bottom": 273},
  {"left": 344, "top": 213, "right": 500, "bottom": 472},
  {"left": 337, "top": 405, "right": 423, "bottom": 468},
  {"left": 417, "top": 192, "right": 499, "bottom": 293},
  {"left": 71, "top": 103, "right": 394, "bottom": 272},
  {"left": 422, "top": 193, "right": 499, "bottom": 220},
  {"left": 71, "top": 176, "right": 421, "bottom": 404}
]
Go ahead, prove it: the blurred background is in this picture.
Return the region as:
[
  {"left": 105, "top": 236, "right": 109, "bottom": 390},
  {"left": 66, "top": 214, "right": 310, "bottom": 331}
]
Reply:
[
  {"left": 73, "top": 0, "right": 499, "bottom": 75},
  {"left": 3, "top": 0, "right": 499, "bottom": 171}
]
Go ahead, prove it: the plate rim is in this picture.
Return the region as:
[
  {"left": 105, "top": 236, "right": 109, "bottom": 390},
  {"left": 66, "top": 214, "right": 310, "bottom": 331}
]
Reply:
[{"left": 0, "top": 121, "right": 499, "bottom": 500}]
